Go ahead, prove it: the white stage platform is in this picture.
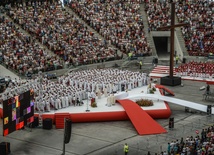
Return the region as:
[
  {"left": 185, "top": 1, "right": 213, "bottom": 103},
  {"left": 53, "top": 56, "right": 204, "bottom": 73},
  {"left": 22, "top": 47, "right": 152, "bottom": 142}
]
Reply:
[
  {"left": 38, "top": 85, "right": 168, "bottom": 114},
  {"left": 1, "top": 84, "right": 213, "bottom": 115}
]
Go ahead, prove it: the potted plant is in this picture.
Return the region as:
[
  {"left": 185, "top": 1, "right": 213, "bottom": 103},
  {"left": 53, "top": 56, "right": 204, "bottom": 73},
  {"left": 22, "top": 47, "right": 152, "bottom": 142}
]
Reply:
[
  {"left": 136, "top": 99, "right": 154, "bottom": 107},
  {"left": 91, "top": 102, "right": 97, "bottom": 108}
]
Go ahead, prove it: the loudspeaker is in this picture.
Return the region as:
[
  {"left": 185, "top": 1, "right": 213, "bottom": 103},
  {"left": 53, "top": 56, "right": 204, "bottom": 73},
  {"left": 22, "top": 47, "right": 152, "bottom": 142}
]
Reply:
[
  {"left": 0, "top": 142, "right": 10, "bottom": 155},
  {"left": 169, "top": 117, "right": 174, "bottom": 129},
  {"left": 207, "top": 105, "right": 212, "bottom": 115},
  {"left": 153, "top": 58, "right": 158, "bottom": 64},
  {"left": 121, "top": 84, "right": 125, "bottom": 91},
  {"left": 64, "top": 119, "right": 72, "bottom": 144},
  {"left": 43, "top": 118, "right": 52, "bottom": 130},
  {"left": 182, "top": 58, "right": 186, "bottom": 63},
  {"left": 31, "top": 117, "right": 39, "bottom": 128}
]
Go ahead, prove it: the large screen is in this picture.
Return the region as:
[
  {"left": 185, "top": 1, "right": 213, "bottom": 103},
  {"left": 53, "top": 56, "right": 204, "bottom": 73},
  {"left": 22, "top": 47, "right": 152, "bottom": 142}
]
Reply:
[{"left": 3, "top": 89, "right": 34, "bottom": 136}]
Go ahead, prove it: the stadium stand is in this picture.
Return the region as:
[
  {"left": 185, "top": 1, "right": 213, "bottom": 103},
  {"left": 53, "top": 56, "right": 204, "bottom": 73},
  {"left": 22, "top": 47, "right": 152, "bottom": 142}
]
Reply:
[
  {"left": 6, "top": 2, "right": 120, "bottom": 66},
  {"left": 68, "top": 0, "right": 152, "bottom": 57}
]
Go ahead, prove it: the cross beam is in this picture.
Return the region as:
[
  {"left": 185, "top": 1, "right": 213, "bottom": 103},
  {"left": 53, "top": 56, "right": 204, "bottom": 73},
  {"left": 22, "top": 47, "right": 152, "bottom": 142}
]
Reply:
[
  {"left": 157, "top": 2, "right": 189, "bottom": 78},
  {"left": 158, "top": 23, "right": 189, "bottom": 31}
]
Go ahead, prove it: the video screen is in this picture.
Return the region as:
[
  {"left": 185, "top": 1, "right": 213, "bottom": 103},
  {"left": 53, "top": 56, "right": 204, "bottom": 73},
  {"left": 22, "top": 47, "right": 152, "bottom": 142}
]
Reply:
[{"left": 3, "top": 89, "right": 35, "bottom": 136}]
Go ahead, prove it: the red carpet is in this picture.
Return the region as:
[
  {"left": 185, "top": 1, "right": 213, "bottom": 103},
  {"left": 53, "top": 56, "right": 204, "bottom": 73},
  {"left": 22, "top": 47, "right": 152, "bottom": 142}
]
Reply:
[
  {"left": 155, "top": 84, "right": 175, "bottom": 96},
  {"left": 118, "top": 99, "right": 167, "bottom": 135}
]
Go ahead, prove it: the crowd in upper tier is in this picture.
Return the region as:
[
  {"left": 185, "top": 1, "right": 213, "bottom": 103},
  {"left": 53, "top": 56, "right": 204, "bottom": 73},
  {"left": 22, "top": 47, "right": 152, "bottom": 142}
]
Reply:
[
  {"left": 0, "top": 0, "right": 213, "bottom": 75},
  {"left": 6, "top": 1, "right": 119, "bottom": 66},
  {"left": 0, "top": 15, "right": 63, "bottom": 75},
  {"left": 145, "top": 0, "right": 214, "bottom": 57},
  {"left": 176, "top": 0, "right": 214, "bottom": 56},
  {"left": 68, "top": 0, "right": 152, "bottom": 57}
]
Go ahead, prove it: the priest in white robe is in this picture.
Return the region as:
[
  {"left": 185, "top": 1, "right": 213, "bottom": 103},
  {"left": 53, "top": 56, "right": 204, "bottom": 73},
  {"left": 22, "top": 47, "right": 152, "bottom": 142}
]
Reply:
[
  {"left": 97, "top": 88, "right": 101, "bottom": 99},
  {"left": 107, "top": 95, "right": 111, "bottom": 107}
]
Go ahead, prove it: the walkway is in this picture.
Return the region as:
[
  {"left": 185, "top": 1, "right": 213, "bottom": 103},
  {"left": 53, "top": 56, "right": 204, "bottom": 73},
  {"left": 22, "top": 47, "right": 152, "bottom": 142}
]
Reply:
[
  {"left": 118, "top": 99, "right": 166, "bottom": 135},
  {"left": 125, "top": 94, "right": 214, "bottom": 114}
]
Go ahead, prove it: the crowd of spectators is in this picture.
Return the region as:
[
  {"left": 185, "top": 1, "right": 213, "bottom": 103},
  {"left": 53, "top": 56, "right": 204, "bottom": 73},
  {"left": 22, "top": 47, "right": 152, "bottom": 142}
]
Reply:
[
  {"left": 145, "top": 0, "right": 214, "bottom": 57},
  {"left": 68, "top": 0, "right": 152, "bottom": 57},
  {"left": 145, "top": 0, "right": 171, "bottom": 31},
  {"left": 176, "top": 0, "right": 214, "bottom": 57},
  {"left": 0, "top": 15, "right": 62, "bottom": 76},
  {"left": 175, "top": 61, "right": 214, "bottom": 78},
  {"left": 165, "top": 125, "right": 214, "bottom": 155},
  {"left": 6, "top": 1, "right": 119, "bottom": 66}
]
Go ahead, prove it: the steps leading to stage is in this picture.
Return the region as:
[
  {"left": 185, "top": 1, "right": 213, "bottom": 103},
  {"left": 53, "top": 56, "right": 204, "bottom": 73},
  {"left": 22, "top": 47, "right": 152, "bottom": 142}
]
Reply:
[
  {"left": 117, "top": 99, "right": 166, "bottom": 135},
  {"left": 149, "top": 65, "right": 176, "bottom": 77},
  {"left": 150, "top": 66, "right": 214, "bottom": 83},
  {"left": 55, "top": 113, "right": 70, "bottom": 129},
  {"left": 155, "top": 84, "right": 175, "bottom": 96}
]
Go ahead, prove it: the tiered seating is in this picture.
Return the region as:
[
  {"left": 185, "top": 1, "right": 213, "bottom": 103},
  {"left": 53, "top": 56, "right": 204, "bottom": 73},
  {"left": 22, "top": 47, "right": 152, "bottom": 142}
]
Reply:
[
  {"left": 176, "top": 0, "right": 214, "bottom": 56},
  {"left": 0, "top": 15, "right": 62, "bottom": 75},
  {"left": 68, "top": 0, "right": 151, "bottom": 57},
  {"left": 145, "top": 0, "right": 214, "bottom": 57},
  {"left": 145, "top": 0, "right": 171, "bottom": 31},
  {"left": 7, "top": 2, "right": 118, "bottom": 66}
]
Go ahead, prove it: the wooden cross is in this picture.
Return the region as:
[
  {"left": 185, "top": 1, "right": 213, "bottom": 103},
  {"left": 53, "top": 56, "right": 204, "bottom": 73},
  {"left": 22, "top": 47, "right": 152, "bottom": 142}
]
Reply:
[{"left": 157, "top": 2, "right": 189, "bottom": 78}]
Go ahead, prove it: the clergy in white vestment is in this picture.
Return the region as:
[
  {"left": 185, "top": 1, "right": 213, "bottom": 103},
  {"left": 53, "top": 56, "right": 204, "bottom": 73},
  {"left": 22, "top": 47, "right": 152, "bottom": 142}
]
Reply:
[
  {"left": 90, "top": 91, "right": 96, "bottom": 99},
  {"left": 138, "top": 78, "right": 142, "bottom": 87},
  {"left": 118, "top": 81, "right": 122, "bottom": 92},
  {"left": 90, "top": 91, "right": 96, "bottom": 105},
  {"left": 106, "top": 83, "right": 110, "bottom": 93},
  {"left": 61, "top": 96, "right": 66, "bottom": 108},
  {"left": 50, "top": 96, "right": 54, "bottom": 108},
  {"left": 72, "top": 95, "right": 76, "bottom": 106},
  {"left": 65, "top": 96, "right": 69, "bottom": 107},
  {"left": 110, "top": 83, "right": 114, "bottom": 93},
  {"left": 103, "top": 87, "right": 108, "bottom": 97},
  {"left": 113, "top": 84, "right": 117, "bottom": 93},
  {"left": 35, "top": 96, "right": 39, "bottom": 111},
  {"left": 95, "top": 84, "right": 99, "bottom": 93},
  {"left": 40, "top": 100, "right": 45, "bottom": 112},
  {"left": 45, "top": 101, "right": 50, "bottom": 112},
  {"left": 128, "top": 82, "right": 131, "bottom": 90},
  {"left": 107, "top": 95, "right": 111, "bottom": 107},
  {"left": 82, "top": 90, "right": 86, "bottom": 99},
  {"left": 134, "top": 79, "right": 137, "bottom": 88},
  {"left": 112, "top": 94, "right": 116, "bottom": 105},
  {"left": 57, "top": 98, "right": 62, "bottom": 109},
  {"left": 68, "top": 94, "right": 73, "bottom": 105},
  {"left": 97, "top": 89, "right": 101, "bottom": 99},
  {"left": 92, "top": 82, "right": 95, "bottom": 92},
  {"left": 54, "top": 97, "right": 58, "bottom": 110}
]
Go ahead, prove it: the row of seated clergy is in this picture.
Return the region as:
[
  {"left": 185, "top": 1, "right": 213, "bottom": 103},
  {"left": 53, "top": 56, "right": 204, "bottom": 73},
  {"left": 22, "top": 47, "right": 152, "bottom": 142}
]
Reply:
[{"left": 106, "top": 94, "right": 116, "bottom": 107}]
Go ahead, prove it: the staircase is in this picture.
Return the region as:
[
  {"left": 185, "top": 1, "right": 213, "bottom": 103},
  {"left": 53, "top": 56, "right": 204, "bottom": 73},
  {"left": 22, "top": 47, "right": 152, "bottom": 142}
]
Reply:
[
  {"left": 175, "top": 16, "right": 189, "bottom": 57},
  {"left": 55, "top": 113, "right": 70, "bottom": 129},
  {"left": 139, "top": 2, "right": 157, "bottom": 57}
]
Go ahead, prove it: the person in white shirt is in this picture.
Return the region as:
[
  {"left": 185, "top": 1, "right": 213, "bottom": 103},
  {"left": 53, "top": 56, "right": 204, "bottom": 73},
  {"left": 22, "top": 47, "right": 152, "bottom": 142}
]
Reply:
[
  {"left": 45, "top": 100, "right": 50, "bottom": 112},
  {"left": 107, "top": 95, "right": 111, "bottom": 107},
  {"left": 57, "top": 98, "right": 62, "bottom": 109},
  {"left": 97, "top": 88, "right": 102, "bottom": 99},
  {"left": 65, "top": 96, "right": 69, "bottom": 107},
  {"left": 103, "top": 87, "right": 108, "bottom": 97},
  {"left": 61, "top": 96, "right": 66, "bottom": 108}
]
